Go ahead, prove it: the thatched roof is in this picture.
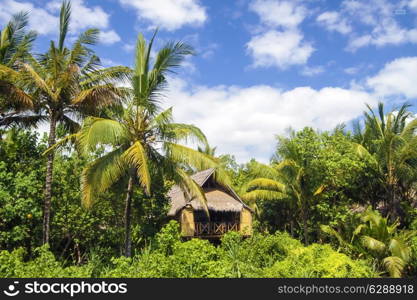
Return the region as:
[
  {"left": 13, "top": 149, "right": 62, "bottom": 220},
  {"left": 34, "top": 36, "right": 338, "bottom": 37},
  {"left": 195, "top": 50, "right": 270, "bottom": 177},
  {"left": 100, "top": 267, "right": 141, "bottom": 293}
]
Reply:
[{"left": 167, "top": 169, "right": 250, "bottom": 216}]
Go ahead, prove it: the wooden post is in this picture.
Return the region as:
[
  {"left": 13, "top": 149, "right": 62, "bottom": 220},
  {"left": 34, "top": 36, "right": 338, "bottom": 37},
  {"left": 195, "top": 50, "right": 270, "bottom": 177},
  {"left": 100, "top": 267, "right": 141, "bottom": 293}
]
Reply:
[
  {"left": 240, "top": 208, "right": 252, "bottom": 236},
  {"left": 180, "top": 204, "right": 195, "bottom": 237}
]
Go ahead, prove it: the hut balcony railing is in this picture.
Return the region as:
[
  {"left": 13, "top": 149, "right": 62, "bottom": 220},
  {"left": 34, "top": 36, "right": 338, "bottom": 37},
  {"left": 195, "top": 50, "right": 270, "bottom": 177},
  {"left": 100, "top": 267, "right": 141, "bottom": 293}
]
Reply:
[{"left": 194, "top": 222, "right": 240, "bottom": 236}]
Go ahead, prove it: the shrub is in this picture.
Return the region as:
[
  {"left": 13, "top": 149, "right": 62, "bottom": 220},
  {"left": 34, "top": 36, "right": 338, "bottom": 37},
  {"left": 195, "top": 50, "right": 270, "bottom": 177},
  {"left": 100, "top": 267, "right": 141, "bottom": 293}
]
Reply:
[
  {"left": 167, "top": 238, "right": 219, "bottom": 277},
  {"left": 263, "top": 244, "right": 377, "bottom": 278},
  {"left": 153, "top": 220, "right": 181, "bottom": 255},
  {"left": 0, "top": 246, "right": 93, "bottom": 278},
  {"left": 0, "top": 226, "right": 378, "bottom": 278}
]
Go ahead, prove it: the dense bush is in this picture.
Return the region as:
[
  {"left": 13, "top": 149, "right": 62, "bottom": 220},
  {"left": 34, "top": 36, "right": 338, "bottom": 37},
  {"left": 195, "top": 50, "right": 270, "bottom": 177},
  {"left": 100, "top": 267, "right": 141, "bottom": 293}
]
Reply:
[
  {"left": 0, "top": 246, "right": 92, "bottom": 278},
  {"left": 0, "top": 222, "right": 377, "bottom": 278},
  {"left": 263, "top": 244, "right": 376, "bottom": 278}
]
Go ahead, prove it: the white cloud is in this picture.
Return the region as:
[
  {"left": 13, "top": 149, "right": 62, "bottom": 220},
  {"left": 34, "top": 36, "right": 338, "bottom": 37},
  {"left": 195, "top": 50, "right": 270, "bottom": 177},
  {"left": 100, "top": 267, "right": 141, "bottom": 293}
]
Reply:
[
  {"left": 0, "top": 0, "right": 120, "bottom": 45},
  {"left": 164, "top": 78, "right": 377, "bottom": 162},
  {"left": 409, "top": 0, "right": 417, "bottom": 11},
  {"left": 100, "top": 30, "right": 121, "bottom": 45},
  {"left": 200, "top": 43, "right": 219, "bottom": 59},
  {"left": 316, "top": 11, "right": 352, "bottom": 34},
  {"left": 321, "top": 0, "right": 417, "bottom": 51},
  {"left": 181, "top": 59, "right": 197, "bottom": 74},
  {"left": 344, "top": 67, "right": 359, "bottom": 75},
  {"left": 348, "top": 35, "right": 372, "bottom": 51},
  {"left": 118, "top": 0, "right": 207, "bottom": 31},
  {"left": 367, "top": 56, "right": 417, "bottom": 99},
  {"left": 249, "top": 0, "right": 306, "bottom": 29},
  {"left": 123, "top": 43, "right": 135, "bottom": 52},
  {"left": 247, "top": 0, "right": 313, "bottom": 69},
  {"left": 301, "top": 65, "right": 325, "bottom": 76},
  {"left": 101, "top": 58, "right": 120, "bottom": 67},
  {"left": 47, "top": 0, "right": 110, "bottom": 32},
  {"left": 247, "top": 30, "right": 314, "bottom": 70}
]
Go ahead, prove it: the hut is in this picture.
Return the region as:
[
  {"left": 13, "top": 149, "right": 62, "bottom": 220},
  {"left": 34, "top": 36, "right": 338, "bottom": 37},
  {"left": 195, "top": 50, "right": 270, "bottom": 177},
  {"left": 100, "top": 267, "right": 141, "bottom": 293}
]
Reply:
[{"left": 167, "top": 169, "right": 253, "bottom": 239}]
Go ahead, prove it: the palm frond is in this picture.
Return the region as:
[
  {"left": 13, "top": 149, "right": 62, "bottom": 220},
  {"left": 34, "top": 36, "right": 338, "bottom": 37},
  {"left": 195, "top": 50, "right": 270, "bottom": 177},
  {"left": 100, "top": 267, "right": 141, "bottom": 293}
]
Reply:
[
  {"left": 61, "top": 115, "right": 80, "bottom": 133},
  {"left": 78, "top": 117, "right": 128, "bottom": 153},
  {"left": 164, "top": 142, "right": 219, "bottom": 170},
  {"left": 22, "top": 63, "right": 57, "bottom": 100},
  {"left": 58, "top": 0, "right": 71, "bottom": 51},
  {"left": 320, "top": 224, "right": 353, "bottom": 251},
  {"left": 0, "top": 113, "right": 46, "bottom": 129},
  {"left": 0, "top": 80, "right": 33, "bottom": 110},
  {"left": 43, "top": 133, "right": 78, "bottom": 156},
  {"left": 81, "top": 146, "right": 127, "bottom": 208},
  {"left": 163, "top": 123, "right": 208, "bottom": 145},
  {"left": 360, "top": 235, "right": 386, "bottom": 253},
  {"left": 72, "top": 84, "right": 123, "bottom": 108},
  {"left": 249, "top": 161, "right": 280, "bottom": 179},
  {"left": 81, "top": 66, "right": 132, "bottom": 87},
  {"left": 246, "top": 178, "right": 285, "bottom": 193},
  {"left": 122, "top": 141, "right": 151, "bottom": 195},
  {"left": 175, "top": 167, "right": 209, "bottom": 215},
  {"left": 153, "top": 40, "right": 195, "bottom": 75},
  {"left": 388, "top": 238, "right": 411, "bottom": 262},
  {"left": 241, "top": 190, "right": 286, "bottom": 203},
  {"left": 382, "top": 256, "right": 405, "bottom": 278}
]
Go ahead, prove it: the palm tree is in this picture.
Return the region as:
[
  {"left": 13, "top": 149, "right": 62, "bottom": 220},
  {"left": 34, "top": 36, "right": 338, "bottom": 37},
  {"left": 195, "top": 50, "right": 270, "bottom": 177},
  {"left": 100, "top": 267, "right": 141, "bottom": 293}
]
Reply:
[
  {"left": 0, "top": 1, "right": 128, "bottom": 244},
  {"left": 0, "top": 11, "right": 36, "bottom": 66},
  {"left": 353, "top": 102, "right": 417, "bottom": 221},
  {"left": 321, "top": 207, "right": 416, "bottom": 277},
  {"left": 52, "top": 32, "right": 227, "bottom": 257},
  {"left": 242, "top": 158, "right": 324, "bottom": 244},
  {"left": 0, "top": 11, "right": 37, "bottom": 127}
]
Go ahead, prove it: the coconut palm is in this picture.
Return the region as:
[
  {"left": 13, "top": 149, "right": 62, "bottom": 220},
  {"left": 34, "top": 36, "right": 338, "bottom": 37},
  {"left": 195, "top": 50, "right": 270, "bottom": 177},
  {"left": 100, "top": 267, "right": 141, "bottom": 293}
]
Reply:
[
  {"left": 0, "top": 11, "right": 36, "bottom": 67},
  {"left": 0, "top": 1, "right": 128, "bottom": 244},
  {"left": 242, "top": 157, "right": 324, "bottom": 244},
  {"left": 51, "top": 32, "right": 227, "bottom": 256},
  {"left": 0, "top": 11, "right": 37, "bottom": 126},
  {"left": 321, "top": 207, "right": 416, "bottom": 277},
  {"left": 353, "top": 102, "right": 417, "bottom": 221}
]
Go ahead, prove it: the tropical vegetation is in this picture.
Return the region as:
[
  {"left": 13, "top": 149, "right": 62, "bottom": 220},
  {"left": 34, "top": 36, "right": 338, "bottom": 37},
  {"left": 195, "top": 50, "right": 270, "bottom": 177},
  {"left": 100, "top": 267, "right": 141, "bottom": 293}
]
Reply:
[{"left": 0, "top": 0, "right": 416, "bottom": 278}]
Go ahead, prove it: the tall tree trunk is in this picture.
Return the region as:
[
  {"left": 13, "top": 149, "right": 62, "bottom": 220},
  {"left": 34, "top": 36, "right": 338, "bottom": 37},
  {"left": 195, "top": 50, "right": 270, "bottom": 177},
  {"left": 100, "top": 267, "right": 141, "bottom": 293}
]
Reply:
[
  {"left": 124, "top": 175, "right": 134, "bottom": 257},
  {"left": 301, "top": 206, "right": 308, "bottom": 245},
  {"left": 290, "top": 219, "right": 294, "bottom": 237},
  {"left": 390, "top": 185, "right": 403, "bottom": 222},
  {"left": 387, "top": 169, "right": 402, "bottom": 222},
  {"left": 42, "top": 112, "right": 57, "bottom": 245}
]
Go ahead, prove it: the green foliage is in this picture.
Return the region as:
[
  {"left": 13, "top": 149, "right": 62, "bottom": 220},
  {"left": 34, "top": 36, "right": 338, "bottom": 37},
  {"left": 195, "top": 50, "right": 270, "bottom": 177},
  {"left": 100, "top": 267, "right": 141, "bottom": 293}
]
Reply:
[
  {"left": 0, "top": 223, "right": 376, "bottom": 278},
  {"left": 263, "top": 244, "right": 376, "bottom": 278},
  {"left": 0, "top": 246, "right": 92, "bottom": 278},
  {"left": 0, "top": 130, "right": 44, "bottom": 250},
  {"left": 321, "top": 207, "right": 416, "bottom": 277},
  {"left": 354, "top": 102, "right": 417, "bottom": 220},
  {"left": 154, "top": 220, "right": 181, "bottom": 255},
  {"left": 1, "top": 5, "right": 416, "bottom": 279}
]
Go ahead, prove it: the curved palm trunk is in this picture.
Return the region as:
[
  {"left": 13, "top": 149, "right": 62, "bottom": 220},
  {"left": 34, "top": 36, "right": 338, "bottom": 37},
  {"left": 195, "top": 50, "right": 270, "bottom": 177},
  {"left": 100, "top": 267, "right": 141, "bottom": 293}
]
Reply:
[
  {"left": 42, "top": 113, "right": 57, "bottom": 244},
  {"left": 124, "top": 175, "right": 134, "bottom": 257},
  {"left": 387, "top": 166, "right": 402, "bottom": 221}
]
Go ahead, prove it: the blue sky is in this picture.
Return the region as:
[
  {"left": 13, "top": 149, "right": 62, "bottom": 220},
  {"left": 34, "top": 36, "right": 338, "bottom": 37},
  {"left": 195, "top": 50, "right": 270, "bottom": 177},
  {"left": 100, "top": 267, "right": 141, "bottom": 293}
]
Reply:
[{"left": 1, "top": 0, "right": 417, "bottom": 162}]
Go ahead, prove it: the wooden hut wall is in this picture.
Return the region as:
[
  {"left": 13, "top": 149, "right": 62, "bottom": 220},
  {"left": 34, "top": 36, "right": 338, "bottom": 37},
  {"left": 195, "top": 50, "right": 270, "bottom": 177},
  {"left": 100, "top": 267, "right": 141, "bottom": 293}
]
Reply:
[
  {"left": 240, "top": 207, "right": 252, "bottom": 236},
  {"left": 180, "top": 205, "right": 195, "bottom": 237}
]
